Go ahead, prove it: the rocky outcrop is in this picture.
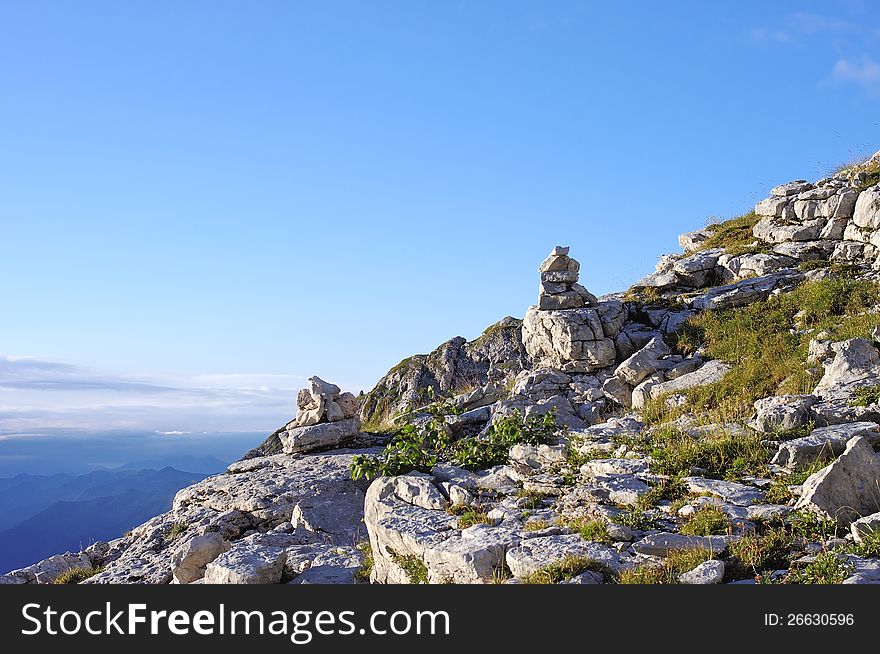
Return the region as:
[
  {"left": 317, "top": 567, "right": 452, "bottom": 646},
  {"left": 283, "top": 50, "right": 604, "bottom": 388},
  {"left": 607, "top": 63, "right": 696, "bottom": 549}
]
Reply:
[{"left": 359, "top": 317, "right": 529, "bottom": 428}]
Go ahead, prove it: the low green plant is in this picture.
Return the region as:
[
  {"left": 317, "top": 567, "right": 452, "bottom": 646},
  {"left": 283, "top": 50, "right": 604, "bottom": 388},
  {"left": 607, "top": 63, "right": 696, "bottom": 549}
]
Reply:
[
  {"left": 352, "top": 410, "right": 558, "bottom": 479},
  {"left": 725, "top": 527, "right": 795, "bottom": 581},
  {"left": 646, "top": 425, "right": 770, "bottom": 480},
  {"left": 169, "top": 522, "right": 187, "bottom": 539},
  {"left": 524, "top": 519, "right": 550, "bottom": 532},
  {"left": 614, "top": 507, "right": 655, "bottom": 531},
  {"left": 679, "top": 505, "right": 731, "bottom": 536},
  {"left": 849, "top": 531, "right": 880, "bottom": 558},
  {"left": 851, "top": 384, "right": 880, "bottom": 407},
  {"left": 354, "top": 542, "right": 374, "bottom": 583},
  {"left": 637, "top": 477, "right": 689, "bottom": 509},
  {"left": 391, "top": 552, "right": 429, "bottom": 584},
  {"left": 520, "top": 555, "right": 611, "bottom": 584},
  {"left": 790, "top": 510, "right": 841, "bottom": 541},
  {"left": 561, "top": 517, "right": 612, "bottom": 544},
  {"left": 617, "top": 548, "right": 715, "bottom": 585},
  {"left": 447, "top": 503, "right": 493, "bottom": 529},
  {"left": 53, "top": 566, "right": 104, "bottom": 584},
  {"left": 787, "top": 552, "right": 854, "bottom": 584}
]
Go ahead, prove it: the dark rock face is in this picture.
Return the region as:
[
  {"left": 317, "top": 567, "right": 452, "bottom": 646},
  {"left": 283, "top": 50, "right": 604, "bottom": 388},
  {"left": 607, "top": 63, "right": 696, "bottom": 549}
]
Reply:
[{"left": 360, "top": 317, "right": 529, "bottom": 428}]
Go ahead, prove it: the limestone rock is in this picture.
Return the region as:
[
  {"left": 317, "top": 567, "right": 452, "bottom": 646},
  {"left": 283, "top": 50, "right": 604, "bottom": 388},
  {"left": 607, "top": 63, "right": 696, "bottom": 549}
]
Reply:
[
  {"left": 203, "top": 536, "right": 288, "bottom": 584},
  {"left": 171, "top": 533, "right": 231, "bottom": 584},
  {"left": 771, "top": 422, "right": 880, "bottom": 471},
  {"left": 853, "top": 185, "right": 880, "bottom": 230},
  {"left": 814, "top": 338, "right": 880, "bottom": 401},
  {"left": 679, "top": 559, "right": 725, "bottom": 584},
  {"left": 279, "top": 416, "right": 361, "bottom": 454},
  {"left": 615, "top": 336, "right": 671, "bottom": 386},
  {"left": 751, "top": 394, "right": 818, "bottom": 433},
  {"left": 505, "top": 534, "right": 624, "bottom": 579},
  {"left": 522, "top": 305, "right": 617, "bottom": 373},
  {"left": 795, "top": 436, "right": 880, "bottom": 525}
]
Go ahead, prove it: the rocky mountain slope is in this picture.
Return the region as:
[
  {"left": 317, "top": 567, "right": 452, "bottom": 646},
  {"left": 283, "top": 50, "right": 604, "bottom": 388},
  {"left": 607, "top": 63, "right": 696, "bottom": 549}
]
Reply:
[{"left": 5, "top": 151, "right": 880, "bottom": 585}]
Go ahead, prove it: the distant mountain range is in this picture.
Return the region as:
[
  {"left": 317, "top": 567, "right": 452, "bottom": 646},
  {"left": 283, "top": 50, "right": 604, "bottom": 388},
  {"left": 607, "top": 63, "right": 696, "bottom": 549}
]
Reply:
[{"left": 0, "top": 467, "right": 213, "bottom": 574}]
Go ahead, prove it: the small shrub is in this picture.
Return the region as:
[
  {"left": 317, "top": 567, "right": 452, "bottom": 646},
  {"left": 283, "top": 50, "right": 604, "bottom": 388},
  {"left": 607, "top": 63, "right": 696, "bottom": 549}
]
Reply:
[
  {"left": 679, "top": 505, "right": 731, "bottom": 536},
  {"left": 787, "top": 552, "right": 854, "bottom": 584},
  {"left": 53, "top": 566, "right": 104, "bottom": 584},
  {"left": 520, "top": 555, "right": 611, "bottom": 584},
  {"left": 851, "top": 384, "right": 880, "bottom": 407},
  {"left": 524, "top": 519, "right": 550, "bottom": 532},
  {"left": 790, "top": 510, "right": 841, "bottom": 541},
  {"left": 351, "top": 411, "right": 558, "bottom": 479},
  {"left": 169, "top": 522, "right": 187, "bottom": 539},
  {"left": 849, "top": 531, "right": 880, "bottom": 558}
]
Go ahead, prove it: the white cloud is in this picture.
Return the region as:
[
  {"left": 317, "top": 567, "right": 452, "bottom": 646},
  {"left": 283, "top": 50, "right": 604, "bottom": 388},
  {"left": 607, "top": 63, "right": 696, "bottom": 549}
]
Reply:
[{"left": 832, "top": 57, "right": 880, "bottom": 90}]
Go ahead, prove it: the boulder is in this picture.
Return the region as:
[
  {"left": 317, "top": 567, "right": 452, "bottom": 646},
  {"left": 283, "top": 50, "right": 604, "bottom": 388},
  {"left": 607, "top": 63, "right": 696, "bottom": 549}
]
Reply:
[
  {"left": 795, "top": 436, "right": 880, "bottom": 525},
  {"left": 279, "top": 416, "right": 360, "bottom": 454},
  {"left": 171, "top": 533, "right": 231, "bottom": 584},
  {"left": 615, "top": 336, "right": 672, "bottom": 386},
  {"left": 679, "top": 559, "right": 725, "bottom": 584},
  {"left": 751, "top": 394, "right": 818, "bottom": 433},
  {"left": 853, "top": 185, "right": 880, "bottom": 230}
]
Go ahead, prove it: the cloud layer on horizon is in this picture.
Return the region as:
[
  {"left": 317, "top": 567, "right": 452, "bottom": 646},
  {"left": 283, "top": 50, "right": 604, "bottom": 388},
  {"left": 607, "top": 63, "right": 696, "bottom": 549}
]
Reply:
[{"left": 0, "top": 356, "right": 306, "bottom": 436}]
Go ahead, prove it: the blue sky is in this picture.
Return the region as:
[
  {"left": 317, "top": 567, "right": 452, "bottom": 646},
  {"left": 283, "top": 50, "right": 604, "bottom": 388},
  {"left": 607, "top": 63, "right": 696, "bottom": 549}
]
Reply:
[{"left": 1, "top": 1, "right": 879, "bottom": 440}]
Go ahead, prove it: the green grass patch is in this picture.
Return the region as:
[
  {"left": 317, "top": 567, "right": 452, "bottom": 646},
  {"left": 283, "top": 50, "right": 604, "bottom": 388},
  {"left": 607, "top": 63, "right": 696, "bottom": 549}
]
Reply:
[
  {"left": 645, "top": 276, "right": 880, "bottom": 424},
  {"left": 561, "top": 517, "right": 612, "bottom": 544},
  {"left": 617, "top": 548, "right": 715, "bottom": 585},
  {"left": 169, "top": 522, "right": 187, "bottom": 539},
  {"left": 725, "top": 527, "right": 796, "bottom": 582},
  {"left": 645, "top": 425, "right": 771, "bottom": 480},
  {"left": 520, "top": 555, "right": 611, "bottom": 584},
  {"left": 679, "top": 505, "right": 731, "bottom": 536},
  {"left": 447, "top": 504, "right": 493, "bottom": 529},
  {"left": 524, "top": 519, "right": 551, "bottom": 532},
  {"left": 849, "top": 531, "right": 880, "bottom": 558},
  {"left": 697, "top": 212, "right": 762, "bottom": 255}
]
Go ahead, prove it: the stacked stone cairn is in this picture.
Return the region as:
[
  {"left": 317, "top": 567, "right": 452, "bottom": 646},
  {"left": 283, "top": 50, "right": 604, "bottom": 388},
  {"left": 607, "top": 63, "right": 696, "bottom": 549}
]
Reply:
[
  {"left": 278, "top": 376, "right": 361, "bottom": 454},
  {"left": 538, "top": 245, "right": 598, "bottom": 309}
]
